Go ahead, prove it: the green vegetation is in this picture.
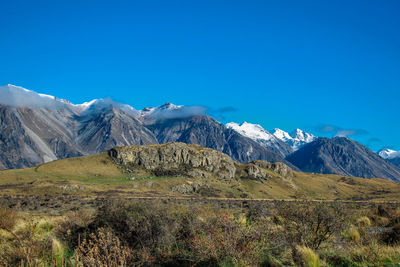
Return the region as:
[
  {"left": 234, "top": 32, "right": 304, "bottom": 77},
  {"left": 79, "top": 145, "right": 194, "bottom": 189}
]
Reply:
[{"left": 1, "top": 201, "right": 400, "bottom": 266}]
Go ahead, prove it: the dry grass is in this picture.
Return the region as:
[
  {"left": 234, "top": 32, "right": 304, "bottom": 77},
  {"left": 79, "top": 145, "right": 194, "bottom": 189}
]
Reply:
[{"left": 1, "top": 152, "right": 400, "bottom": 202}]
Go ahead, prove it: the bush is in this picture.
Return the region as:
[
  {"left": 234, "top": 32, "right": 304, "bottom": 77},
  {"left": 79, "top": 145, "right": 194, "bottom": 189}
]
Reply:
[
  {"left": 344, "top": 227, "right": 361, "bottom": 244},
  {"left": 278, "top": 202, "right": 347, "bottom": 249},
  {"left": 190, "top": 209, "right": 268, "bottom": 266},
  {"left": 0, "top": 207, "right": 18, "bottom": 230},
  {"left": 356, "top": 216, "right": 371, "bottom": 227},
  {"left": 294, "top": 246, "right": 321, "bottom": 267},
  {"left": 74, "top": 228, "right": 133, "bottom": 267},
  {"left": 91, "top": 200, "right": 190, "bottom": 250}
]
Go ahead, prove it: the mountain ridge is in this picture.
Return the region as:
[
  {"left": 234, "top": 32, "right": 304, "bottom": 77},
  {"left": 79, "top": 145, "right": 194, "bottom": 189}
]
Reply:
[
  {"left": 0, "top": 84, "right": 290, "bottom": 170},
  {"left": 286, "top": 137, "right": 400, "bottom": 182}
]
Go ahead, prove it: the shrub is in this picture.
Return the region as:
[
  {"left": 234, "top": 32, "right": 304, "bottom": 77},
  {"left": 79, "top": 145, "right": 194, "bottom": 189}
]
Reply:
[
  {"left": 190, "top": 210, "right": 268, "bottom": 266},
  {"left": 0, "top": 207, "right": 18, "bottom": 230},
  {"left": 74, "top": 228, "right": 133, "bottom": 267},
  {"left": 278, "top": 202, "right": 347, "bottom": 249},
  {"left": 356, "top": 216, "right": 371, "bottom": 227},
  {"left": 0, "top": 216, "right": 55, "bottom": 266},
  {"left": 294, "top": 246, "right": 321, "bottom": 267},
  {"left": 344, "top": 227, "right": 361, "bottom": 244},
  {"left": 91, "top": 200, "right": 187, "bottom": 250}
]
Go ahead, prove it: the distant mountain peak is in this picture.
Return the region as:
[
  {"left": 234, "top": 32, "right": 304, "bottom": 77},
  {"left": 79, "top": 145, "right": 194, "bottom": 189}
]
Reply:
[
  {"left": 226, "top": 122, "right": 293, "bottom": 157},
  {"left": 226, "top": 122, "right": 274, "bottom": 141},
  {"left": 0, "top": 84, "right": 62, "bottom": 108},
  {"left": 158, "top": 102, "right": 183, "bottom": 110},
  {"left": 140, "top": 103, "right": 205, "bottom": 122},
  {"left": 271, "top": 128, "right": 316, "bottom": 151},
  {"left": 378, "top": 148, "right": 400, "bottom": 159},
  {"left": 287, "top": 137, "right": 400, "bottom": 182}
]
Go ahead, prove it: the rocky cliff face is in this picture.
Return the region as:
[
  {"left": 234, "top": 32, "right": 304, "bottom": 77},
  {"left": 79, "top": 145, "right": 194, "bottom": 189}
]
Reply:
[
  {"left": 108, "top": 142, "right": 295, "bottom": 181},
  {"left": 109, "top": 142, "right": 237, "bottom": 180},
  {"left": 0, "top": 105, "right": 83, "bottom": 169},
  {"left": 76, "top": 105, "right": 157, "bottom": 154},
  {"left": 286, "top": 137, "right": 400, "bottom": 182}
]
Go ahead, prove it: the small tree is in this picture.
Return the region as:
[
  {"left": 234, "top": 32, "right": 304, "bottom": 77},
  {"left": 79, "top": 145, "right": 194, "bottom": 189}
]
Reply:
[{"left": 278, "top": 202, "right": 346, "bottom": 249}]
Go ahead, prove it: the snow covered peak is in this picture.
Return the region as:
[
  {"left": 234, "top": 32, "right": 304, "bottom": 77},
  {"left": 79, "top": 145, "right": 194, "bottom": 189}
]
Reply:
[
  {"left": 77, "top": 98, "right": 138, "bottom": 116},
  {"left": 270, "top": 128, "right": 292, "bottom": 142},
  {"left": 271, "top": 128, "right": 316, "bottom": 150},
  {"left": 140, "top": 103, "right": 205, "bottom": 121},
  {"left": 140, "top": 102, "right": 183, "bottom": 117},
  {"left": 0, "top": 84, "right": 137, "bottom": 115},
  {"left": 0, "top": 84, "right": 65, "bottom": 108},
  {"left": 378, "top": 148, "right": 400, "bottom": 159},
  {"left": 158, "top": 102, "right": 183, "bottom": 111},
  {"left": 226, "top": 122, "right": 295, "bottom": 157},
  {"left": 226, "top": 122, "right": 274, "bottom": 141},
  {"left": 290, "top": 128, "right": 316, "bottom": 143}
]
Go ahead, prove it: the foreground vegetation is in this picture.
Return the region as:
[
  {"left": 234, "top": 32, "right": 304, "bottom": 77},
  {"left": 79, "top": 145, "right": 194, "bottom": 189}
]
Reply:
[{"left": 1, "top": 200, "right": 400, "bottom": 266}]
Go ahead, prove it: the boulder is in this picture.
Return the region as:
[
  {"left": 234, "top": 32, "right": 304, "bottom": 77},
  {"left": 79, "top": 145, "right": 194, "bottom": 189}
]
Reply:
[{"left": 253, "top": 160, "right": 294, "bottom": 179}]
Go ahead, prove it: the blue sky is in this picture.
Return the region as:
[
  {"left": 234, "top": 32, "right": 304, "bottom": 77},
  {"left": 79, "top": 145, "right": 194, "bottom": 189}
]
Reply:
[{"left": 1, "top": 0, "right": 399, "bottom": 151}]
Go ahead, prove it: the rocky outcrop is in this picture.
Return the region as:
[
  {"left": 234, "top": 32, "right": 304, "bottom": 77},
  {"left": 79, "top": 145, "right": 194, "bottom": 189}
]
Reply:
[
  {"left": 171, "top": 180, "right": 210, "bottom": 194},
  {"left": 244, "top": 164, "right": 270, "bottom": 181},
  {"left": 109, "top": 142, "right": 236, "bottom": 180},
  {"left": 253, "top": 160, "right": 294, "bottom": 179}
]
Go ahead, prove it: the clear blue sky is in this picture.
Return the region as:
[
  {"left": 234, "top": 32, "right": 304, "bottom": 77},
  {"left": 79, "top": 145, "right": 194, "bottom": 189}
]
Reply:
[{"left": 1, "top": 0, "right": 399, "bottom": 151}]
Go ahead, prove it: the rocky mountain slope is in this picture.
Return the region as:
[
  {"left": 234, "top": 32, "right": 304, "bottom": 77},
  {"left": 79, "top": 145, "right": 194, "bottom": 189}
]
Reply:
[
  {"left": 286, "top": 137, "right": 400, "bottom": 182},
  {"left": 0, "top": 85, "right": 288, "bottom": 169}
]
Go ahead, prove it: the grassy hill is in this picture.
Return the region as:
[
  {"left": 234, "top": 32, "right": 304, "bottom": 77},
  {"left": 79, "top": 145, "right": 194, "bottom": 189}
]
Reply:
[{"left": 1, "top": 144, "right": 400, "bottom": 201}]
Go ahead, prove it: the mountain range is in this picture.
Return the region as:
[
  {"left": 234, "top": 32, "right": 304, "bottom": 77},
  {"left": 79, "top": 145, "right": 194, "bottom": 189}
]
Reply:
[
  {"left": 0, "top": 84, "right": 291, "bottom": 170},
  {"left": 1, "top": 84, "right": 400, "bottom": 182}
]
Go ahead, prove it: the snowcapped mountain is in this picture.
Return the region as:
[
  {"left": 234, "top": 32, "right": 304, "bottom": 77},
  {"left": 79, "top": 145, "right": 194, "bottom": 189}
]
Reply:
[
  {"left": 0, "top": 84, "right": 152, "bottom": 169},
  {"left": 139, "top": 102, "right": 206, "bottom": 124},
  {"left": 271, "top": 128, "right": 316, "bottom": 150},
  {"left": 378, "top": 148, "right": 400, "bottom": 160},
  {"left": 378, "top": 149, "right": 400, "bottom": 167},
  {"left": 0, "top": 84, "right": 74, "bottom": 109},
  {"left": 226, "top": 122, "right": 293, "bottom": 157},
  {"left": 0, "top": 84, "right": 138, "bottom": 115}
]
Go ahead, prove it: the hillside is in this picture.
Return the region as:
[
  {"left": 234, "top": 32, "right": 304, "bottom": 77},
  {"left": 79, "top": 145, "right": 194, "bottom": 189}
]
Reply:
[{"left": 0, "top": 143, "right": 399, "bottom": 202}]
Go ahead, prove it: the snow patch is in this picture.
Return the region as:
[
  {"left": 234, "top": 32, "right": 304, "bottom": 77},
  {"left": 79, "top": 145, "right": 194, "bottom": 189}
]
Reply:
[
  {"left": 271, "top": 128, "right": 316, "bottom": 150},
  {"left": 378, "top": 148, "right": 400, "bottom": 159}
]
